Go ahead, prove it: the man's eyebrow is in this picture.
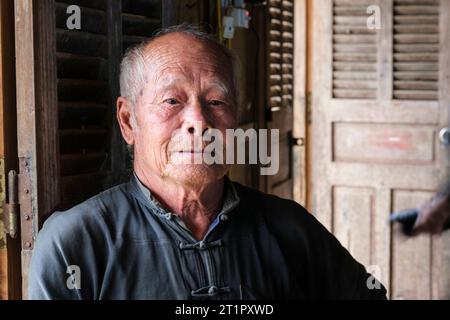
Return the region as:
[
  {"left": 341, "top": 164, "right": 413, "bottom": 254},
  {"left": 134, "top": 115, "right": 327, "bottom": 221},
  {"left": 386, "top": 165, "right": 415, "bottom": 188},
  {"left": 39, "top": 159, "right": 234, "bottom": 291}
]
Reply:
[
  {"left": 205, "top": 79, "right": 231, "bottom": 97},
  {"left": 157, "top": 78, "right": 232, "bottom": 97}
]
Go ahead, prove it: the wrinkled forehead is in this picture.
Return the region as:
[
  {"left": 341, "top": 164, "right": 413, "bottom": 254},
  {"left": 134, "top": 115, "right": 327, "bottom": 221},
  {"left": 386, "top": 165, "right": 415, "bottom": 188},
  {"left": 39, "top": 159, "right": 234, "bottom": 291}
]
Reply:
[{"left": 143, "top": 33, "right": 235, "bottom": 88}]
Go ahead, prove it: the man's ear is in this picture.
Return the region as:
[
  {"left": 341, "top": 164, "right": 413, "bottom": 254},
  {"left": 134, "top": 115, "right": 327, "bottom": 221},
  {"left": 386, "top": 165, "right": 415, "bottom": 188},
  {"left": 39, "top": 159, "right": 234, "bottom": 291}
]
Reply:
[{"left": 116, "top": 97, "right": 135, "bottom": 145}]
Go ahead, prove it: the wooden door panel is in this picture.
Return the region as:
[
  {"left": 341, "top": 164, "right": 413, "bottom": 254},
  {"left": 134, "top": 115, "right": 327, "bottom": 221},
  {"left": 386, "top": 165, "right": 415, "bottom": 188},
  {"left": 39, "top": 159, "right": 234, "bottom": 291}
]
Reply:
[
  {"left": 333, "top": 186, "right": 375, "bottom": 267},
  {"left": 391, "top": 190, "right": 433, "bottom": 300},
  {"left": 432, "top": 231, "right": 450, "bottom": 299},
  {"left": 333, "top": 123, "right": 436, "bottom": 164}
]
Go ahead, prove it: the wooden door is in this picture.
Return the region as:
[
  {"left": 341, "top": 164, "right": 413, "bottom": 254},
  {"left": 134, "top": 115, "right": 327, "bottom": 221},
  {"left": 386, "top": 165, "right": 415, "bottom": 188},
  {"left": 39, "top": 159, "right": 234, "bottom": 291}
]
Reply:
[{"left": 312, "top": 0, "right": 450, "bottom": 299}]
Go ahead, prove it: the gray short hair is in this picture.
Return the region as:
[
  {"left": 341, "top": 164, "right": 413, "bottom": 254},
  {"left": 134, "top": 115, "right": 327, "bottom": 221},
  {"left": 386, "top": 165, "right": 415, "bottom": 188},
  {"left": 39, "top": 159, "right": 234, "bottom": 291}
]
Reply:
[{"left": 119, "top": 24, "right": 240, "bottom": 109}]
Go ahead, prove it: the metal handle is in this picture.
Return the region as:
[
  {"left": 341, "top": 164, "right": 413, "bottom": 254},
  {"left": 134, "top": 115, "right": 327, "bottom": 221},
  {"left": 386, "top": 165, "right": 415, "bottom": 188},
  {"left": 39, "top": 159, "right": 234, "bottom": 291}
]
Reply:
[{"left": 439, "top": 127, "right": 450, "bottom": 146}]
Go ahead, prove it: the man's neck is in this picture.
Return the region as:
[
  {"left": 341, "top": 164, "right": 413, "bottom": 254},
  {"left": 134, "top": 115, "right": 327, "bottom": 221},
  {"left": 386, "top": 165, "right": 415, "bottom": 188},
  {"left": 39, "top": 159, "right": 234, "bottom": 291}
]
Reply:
[{"left": 134, "top": 168, "right": 225, "bottom": 240}]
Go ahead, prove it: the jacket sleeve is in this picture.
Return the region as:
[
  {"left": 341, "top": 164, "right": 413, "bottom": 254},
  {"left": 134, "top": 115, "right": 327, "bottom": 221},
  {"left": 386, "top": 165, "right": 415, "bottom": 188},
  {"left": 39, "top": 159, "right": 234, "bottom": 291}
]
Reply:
[
  {"left": 28, "top": 201, "right": 107, "bottom": 300},
  {"left": 264, "top": 195, "right": 388, "bottom": 300},
  {"left": 302, "top": 211, "right": 387, "bottom": 299}
]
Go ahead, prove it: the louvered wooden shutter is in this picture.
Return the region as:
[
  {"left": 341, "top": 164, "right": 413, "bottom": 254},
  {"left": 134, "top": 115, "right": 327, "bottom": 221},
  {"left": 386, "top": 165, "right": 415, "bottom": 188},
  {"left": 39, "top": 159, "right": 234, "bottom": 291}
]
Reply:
[
  {"left": 393, "top": 0, "right": 439, "bottom": 100},
  {"left": 55, "top": 0, "right": 111, "bottom": 208},
  {"left": 267, "top": 0, "right": 295, "bottom": 200},
  {"left": 332, "top": 0, "right": 378, "bottom": 99},
  {"left": 268, "top": 0, "right": 294, "bottom": 110},
  {"left": 121, "top": 0, "right": 162, "bottom": 52},
  {"left": 54, "top": 0, "right": 163, "bottom": 208}
]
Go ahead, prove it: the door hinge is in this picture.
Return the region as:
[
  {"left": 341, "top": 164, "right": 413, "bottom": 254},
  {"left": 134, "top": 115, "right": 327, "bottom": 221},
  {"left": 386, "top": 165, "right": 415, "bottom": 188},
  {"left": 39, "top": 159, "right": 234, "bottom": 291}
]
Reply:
[
  {"left": 2, "top": 170, "right": 19, "bottom": 239},
  {"left": 18, "top": 157, "right": 34, "bottom": 250},
  {"left": 1, "top": 157, "right": 34, "bottom": 249}
]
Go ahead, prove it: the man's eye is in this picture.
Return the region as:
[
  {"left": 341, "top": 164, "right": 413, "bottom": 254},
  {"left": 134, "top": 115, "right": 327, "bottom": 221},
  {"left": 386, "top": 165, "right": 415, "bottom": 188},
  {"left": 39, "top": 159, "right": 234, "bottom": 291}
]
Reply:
[
  {"left": 209, "top": 100, "right": 224, "bottom": 107},
  {"left": 164, "top": 98, "right": 180, "bottom": 105}
]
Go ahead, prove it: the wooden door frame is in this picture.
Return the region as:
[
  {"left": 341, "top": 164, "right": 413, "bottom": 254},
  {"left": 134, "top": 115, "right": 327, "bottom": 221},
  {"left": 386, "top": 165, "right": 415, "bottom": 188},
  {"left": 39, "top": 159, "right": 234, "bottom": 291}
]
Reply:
[
  {"left": 14, "top": 0, "right": 59, "bottom": 299},
  {"left": 293, "top": 0, "right": 308, "bottom": 206}
]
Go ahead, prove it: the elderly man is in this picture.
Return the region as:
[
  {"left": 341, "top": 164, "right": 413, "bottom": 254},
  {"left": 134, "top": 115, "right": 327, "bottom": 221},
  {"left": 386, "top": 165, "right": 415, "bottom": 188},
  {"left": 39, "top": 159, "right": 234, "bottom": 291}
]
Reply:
[{"left": 29, "top": 25, "right": 386, "bottom": 299}]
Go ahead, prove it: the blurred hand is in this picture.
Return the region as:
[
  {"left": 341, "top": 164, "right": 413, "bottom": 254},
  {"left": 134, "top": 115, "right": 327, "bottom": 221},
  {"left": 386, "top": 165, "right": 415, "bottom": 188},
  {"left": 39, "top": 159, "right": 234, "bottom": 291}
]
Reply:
[{"left": 412, "top": 193, "right": 450, "bottom": 235}]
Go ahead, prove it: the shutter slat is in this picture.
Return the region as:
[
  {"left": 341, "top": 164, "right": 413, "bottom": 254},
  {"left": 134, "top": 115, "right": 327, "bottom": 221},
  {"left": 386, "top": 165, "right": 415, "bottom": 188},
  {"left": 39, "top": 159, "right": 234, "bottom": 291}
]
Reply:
[
  {"left": 394, "top": 15, "right": 439, "bottom": 24},
  {"left": 394, "top": 5, "right": 439, "bottom": 15},
  {"left": 334, "top": 16, "right": 368, "bottom": 25},
  {"left": 333, "top": 80, "right": 378, "bottom": 89},
  {"left": 334, "top": 44, "right": 377, "bottom": 53},
  {"left": 333, "top": 25, "right": 376, "bottom": 34},
  {"left": 270, "top": 85, "right": 282, "bottom": 95},
  {"left": 55, "top": 0, "right": 107, "bottom": 10},
  {"left": 395, "top": 0, "right": 439, "bottom": 4},
  {"left": 393, "top": 90, "right": 438, "bottom": 100},
  {"left": 394, "top": 34, "right": 439, "bottom": 44},
  {"left": 334, "top": 71, "right": 377, "bottom": 80},
  {"left": 334, "top": 62, "right": 377, "bottom": 71},
  {"left": 394, "top": 53, "right": 438, "bottom": 62},
  {"left": 333, "top": 34, "right": 377, "bottom": 44},
  {"left": 394, "top": 25, "right": 439, "bottom": 34},
  {"left": 333, "top": 89, "right": 377, "bottom": 99},
  {"left": 395, "top": 44, "right": 439, "bottom": 53},
  {"left": 394, "top": 62, "right": 438, "bottom": 71},
  {"left": 58, "top": 79, "right": 109, "bottom": 103},
  {"left": 333, "top": 6, "right": 370, "bottom": 15},
  {"left": 394, "top": 81, "right": 438, "bottom": 90},
  {"left": 121, "top": 0, "right": 161, "bottom": 19},
  {"left": 394, "top": 71, "right": 439, "bottom": 81},
  {"left": 270, "top": 52, "right": 282, "bottom": 62},
  {"left": 270, "top": 63, "right": 281, "bottom": 73},
  {"left": 57, "top": 52, "right": 108, "bottom": 80},
  {"left": 334, "top": 52, "right": 377, "bottom": 62},
  {"left": 56, "top": 29, "right": 108, "bottom": 58},
  {"left": 334, "top": 0, "right": 376, "bottom": 5},
  {"left": 122, "top": 13, "right": 160, "bottom": 37}
]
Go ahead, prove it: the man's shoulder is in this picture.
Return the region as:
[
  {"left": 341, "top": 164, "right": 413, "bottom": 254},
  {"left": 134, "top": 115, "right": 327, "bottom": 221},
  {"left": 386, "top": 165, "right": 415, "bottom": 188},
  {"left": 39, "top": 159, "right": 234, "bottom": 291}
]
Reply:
[
  {"left": 231, "top": 180, "right": 319, "bottom": 228},
  {"left": 40, "top": 182, "right": 131, "bottom": 240}
]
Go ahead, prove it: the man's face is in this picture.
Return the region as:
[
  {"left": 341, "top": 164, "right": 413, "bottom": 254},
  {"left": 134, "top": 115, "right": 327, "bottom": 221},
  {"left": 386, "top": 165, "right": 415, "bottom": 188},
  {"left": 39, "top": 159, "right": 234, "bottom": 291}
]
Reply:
[{"left": 123, "top": 33, "right": 237, "bottom": 187}]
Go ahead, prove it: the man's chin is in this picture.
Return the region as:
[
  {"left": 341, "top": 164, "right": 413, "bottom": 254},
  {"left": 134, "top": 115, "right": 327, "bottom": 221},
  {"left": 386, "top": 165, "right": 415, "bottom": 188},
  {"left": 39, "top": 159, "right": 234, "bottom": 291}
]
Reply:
[{"left": 165, "top": 163, "right": 227, "bottom": 186}]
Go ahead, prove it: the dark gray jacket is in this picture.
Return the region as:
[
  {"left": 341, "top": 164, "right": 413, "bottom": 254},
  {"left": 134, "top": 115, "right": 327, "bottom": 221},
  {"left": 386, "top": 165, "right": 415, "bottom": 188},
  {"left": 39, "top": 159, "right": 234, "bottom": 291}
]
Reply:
[{"left": 28, "top": 175, "right": 387, "bottom": 300}]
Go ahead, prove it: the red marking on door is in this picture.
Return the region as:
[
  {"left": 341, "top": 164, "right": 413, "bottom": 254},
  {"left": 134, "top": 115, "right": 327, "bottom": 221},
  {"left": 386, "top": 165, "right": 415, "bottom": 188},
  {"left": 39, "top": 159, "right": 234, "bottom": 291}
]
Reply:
[{"left": 374, "top": 132, "right": 412, "bottom": 150}]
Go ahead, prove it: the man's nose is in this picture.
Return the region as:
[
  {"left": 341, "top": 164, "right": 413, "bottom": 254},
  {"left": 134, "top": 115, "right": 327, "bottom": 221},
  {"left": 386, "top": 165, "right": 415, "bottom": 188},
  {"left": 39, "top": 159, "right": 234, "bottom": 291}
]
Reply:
[{"left": 183, "top": 101, "right": 212, "bottom": 135}]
